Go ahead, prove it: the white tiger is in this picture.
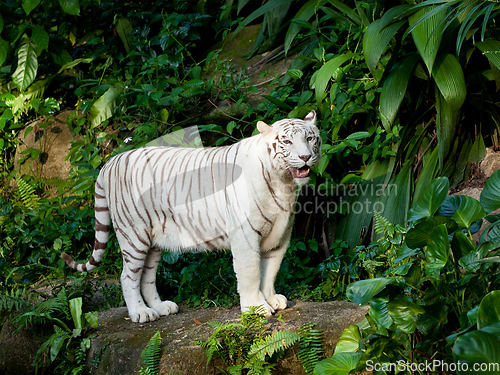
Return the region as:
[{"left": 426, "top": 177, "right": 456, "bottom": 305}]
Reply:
[{"left": 62, "top": 111, "right": 321, "bottom": 323}]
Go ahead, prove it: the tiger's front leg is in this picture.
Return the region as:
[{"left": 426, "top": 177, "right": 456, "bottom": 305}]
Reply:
[
  {"left": 231, "top": 236, "right": 275, "bottom": 317},
  {"left": 260, "top": 244, "right": 288, "bottom": 312}
]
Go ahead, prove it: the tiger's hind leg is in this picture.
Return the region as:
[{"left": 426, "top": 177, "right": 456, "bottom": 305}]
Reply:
[
  {"left": 118, "top": 231, "right": 160, "bottom": 323},
  {"left": 140, "top": 247, "right": 179, "bottom": 316}
]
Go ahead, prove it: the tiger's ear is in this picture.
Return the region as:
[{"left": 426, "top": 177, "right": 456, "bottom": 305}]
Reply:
[
  {"left": 304, "top": 110, "right": 316, "bottom": 124},
  {"left": 257, "top": 121, "right": 272, "bottom": 135}
]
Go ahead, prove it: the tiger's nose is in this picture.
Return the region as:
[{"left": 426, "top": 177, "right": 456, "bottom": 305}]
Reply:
[{"left": 299, "top": 154, "right": 311, "bottom": 162}]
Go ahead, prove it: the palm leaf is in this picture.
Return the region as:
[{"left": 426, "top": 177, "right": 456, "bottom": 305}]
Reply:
[
  {"left": 379, "top": 55, "right": 419, "bottom": 131},
  {"left": 433, "top": 53, "right": 466, "bottom": 110},
  {"left": 476, "top": 39, "right": 500, "bottom": 71},
  {"left": 408, "top": 5, "right": 447, "bottom": 75}
]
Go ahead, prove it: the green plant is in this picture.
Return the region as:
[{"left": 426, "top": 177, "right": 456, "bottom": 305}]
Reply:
[
  {"left": 195, "top": 307, "right": 325, "bottom": 375},
  {"left": 16, "top": 287, "right": 98, "bottom": 374},
  {"left": 315, "top": 172, "right": 500, "bottom": 373},
  {"left": 139, "top": 331, "right": 162, "bottom": 375}
]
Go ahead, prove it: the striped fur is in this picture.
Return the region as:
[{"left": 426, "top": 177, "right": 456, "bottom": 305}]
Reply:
[{"left": 62, "top": 111, "right": 321, "bottom": 323}]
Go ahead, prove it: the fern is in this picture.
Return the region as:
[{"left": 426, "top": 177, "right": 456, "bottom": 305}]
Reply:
[
  {"left": 0, "top": 288, "right": 30, "bottom": 314},
  {"left": 297, "top": 322, "right": 323, "bottom": 375},
  {"left": 14, "top": 177, "right": 40, "bottom": 208},
  {"left": 16, "top": 288, "right": 70, "bottom": 328},
  {"left": 248, "top": 330, "right": 300, "bottom": 362},
  {"left": 373, "top": 211, "right": 392, "bottom": 237},
  {"left": 139, "top": 331, "right": 162, "bottom": 375}
]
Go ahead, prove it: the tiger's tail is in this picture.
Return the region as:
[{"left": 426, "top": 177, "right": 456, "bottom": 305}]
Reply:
[{"left": 61, "top": 176, "right": 110, "bottom": 272}]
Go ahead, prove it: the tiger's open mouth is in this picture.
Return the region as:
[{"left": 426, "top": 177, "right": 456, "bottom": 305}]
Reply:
[{"left": 288, "top": 166, "right": 311, "bottom": 179}]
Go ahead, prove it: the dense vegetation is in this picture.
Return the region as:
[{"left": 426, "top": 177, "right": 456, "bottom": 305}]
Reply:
[{"left": 1, "top": 0, "right": 500, "bottom": 374}]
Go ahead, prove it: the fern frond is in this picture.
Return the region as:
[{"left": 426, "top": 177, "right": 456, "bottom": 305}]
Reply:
[
  {"left": 297, "top": 322, "right": 323, "bottom": 375},
  {"left": 0, "top": 288, "right": 30, "bottom": 313},
  {"left": 16, "top": 288, "right": 70, "bottom": 327},
  {"left": 373, "top": 211, "right": 394, "bottom": 237},
  {"left": 140, "top": 331, "right": 162, "bottom": 375},
  {"left": 248, "top": 330, "right": 300, "bottom": 362},
  {"left": 15, "top": 177, "right": 40, "bottom": 208}
]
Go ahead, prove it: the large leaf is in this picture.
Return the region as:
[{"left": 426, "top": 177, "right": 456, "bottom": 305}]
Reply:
[
  {"left": 13, "top": 41, "right": 38, "bottom": 91},
  {"left": 433, "top": 53, "right": 467, "bottom": 110},
  {"left": 453, "top": 330, "right": 500, "bottom": 375},
  {"left": 476, "top": 39, "right": 500, "bottom": 71},
  {"left": 406, "top": 216, "right": 457, "bottom": 249},
  {"left": 32, "top": 25, "right": 49, "bottom": 50},
  {"left": 114, "top": 17, "right": 132, "bottom": 54},
  {"left": 408, "top": 176, "right": 449, "bottom": 222},
  {"left": 333, "top": 325, "right": 361, "bottom": 355},
  {"left": 415, "top": 301, "right": 448, "bottom": 337},
  {"left": 88, "top": 87, "right": 122, "bottom": 128},
  {"left": 347, "top": 277, "right": 400, "bottom": 306},
  {"left": 437, "top": 195, "right": 486, "bottom": 230},
  {"left": 58, "top": 0, "right": 80, "bottom": 15},
  {"left": 0, "top": 38, "right": 8, "bottom": 67},
  {"left": 234, "top": 0, "right": 294, "bottom": 35},
  {"left": 314, "top": 352, "right": 362, "bottom": 375},
  {"left": 386, "top": 296, "right": 425, "bottom": 334},
  {"left": 408, "top": 5, "right": 446, "bottom": 74},
  {"left": 477, "top": 290, "right": 500, "bottom": 330},
  {"left": 425, "top": 224, "right": 450, "bottom": 275},
  {"left": 369, "top": 296, "right": 393, "bottom": 329},
  {"left": 315, "top": 53, "right": 355, "bottom": 105},
  {"left": 363, "top": 19, "right": 406, "bottom": 76},
  {"left": 379, "top": 55, "right": 419, "bottom": 131},
  {"left": 435, "top": 87, "right": 460, "bottom": 170},
  {"left": 481, "top": 169, "right": 500, "bottom": 213},
  {"left": 22, "top": 0, "right": 41, "bottom": 15}
]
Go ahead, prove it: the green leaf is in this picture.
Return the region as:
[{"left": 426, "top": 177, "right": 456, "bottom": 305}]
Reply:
[
  {"left": 345, "top": 132, "right": 370, "bottom": 140},
  {"left": 433, "top": 53, "right": 466, "bottom": 110},
  {"left": 453, "top": 330, "right": 500, "bottom": 374},
  {"left": 435, "top": 86, "right": 460, "bottom": 170},
  {"left": 437, "top": 195, "right": 486, "bottom": 230},
  {"left": 477, "top": 290, "right": 500, "bottom": 330},
  {"left": 262, "top": 95, "right": 293, "bottom": 110},
  {"left": 415, "top": 301, "right": 448, "bottom": 337},
  {"left": 425, "top": 224, "right": 450, "bottom": 275},
  {"left": 69, "top": 297, "right": 83, "bottom": 332},
  {"left": 0, "top": 38, "right": 8, "bottom": 67},
  {"left": 58, "top": 57, "right": 93, "bottom": 73},
  {"left": 406, "top": 215, "right": 457, "bottom": 249},
  {"left": 347, "top": 277, "right": 400, "bottom": 306},
  {"left": 0, "top": 14, "right": 3, "bottom": 33},
  {"left": 408, "top": 5, "right": 446, "bottom": 74},
  {"left": 88, "top": 87, "right": 121, "bottom": 128},
  {"left": 363, "top": 19, "right": 406, "bottom": 75},
  {"left": 481, "top": 169, "right": 500, "bottom": 213},
  {"left": 314, "top": 352, "right": 362, "bottom": 375},
  {"left": 333, "top": 325, "right": 361, "bottom": 355},
  {"left": 13, "top": 41, "right": 38, "bottom": 91},
  {"left": 22, "top": 0, "right": 41, "bottom": 15},
  {"left": 315, "top": 53, "right": 355, "bottom": 105},
  {"left": 114, "top": 17, "right": 132, "bottom": 53},
  {"left": 408, "top": 177, "right": 449, "bottom": 222},
  {"left": 85, "top": 311, "right": 98, "bottom": 329},
  {"left": 58, "top": 0, "right": 80, "bottom": 15},
  {"left": 50, "top": 330, "right": 69, "bottom": 362},
  {"left": 379, "top": 55, "right": 419, "bottom": 131},
  {"left": 32, "top": 25, "right": 49, "bottom": 50},
  {"left": 387, "top": 296, "right": 424, "bottom": 334},
  {"left": 369, "top": 296, "right": 393, "bottom": 329},
  {"left": 476, "top": 39, "right": 500, "bottom": 71},
  {"left": 234, "top": 0, "right": 295, "bottom": 35},
  {"left": 287, "top": 68, "right": 303, "bottom": 80},
  {"left": 284, "top": 0, "right": 327, "bottom": 55}
]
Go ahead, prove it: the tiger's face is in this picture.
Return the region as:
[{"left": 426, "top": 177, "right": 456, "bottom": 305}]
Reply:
[{"left": 258, "top": 111, "right": 321, "bottom": 185}]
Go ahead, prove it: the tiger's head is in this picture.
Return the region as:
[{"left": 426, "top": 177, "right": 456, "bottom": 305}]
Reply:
[{"left": 257, "top": 111, "right": 321, "bottom": 185}]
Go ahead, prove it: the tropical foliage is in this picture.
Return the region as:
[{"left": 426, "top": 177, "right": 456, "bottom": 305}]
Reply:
[{"left": 1, "top": 0, "right": 500, "bottom": 373}]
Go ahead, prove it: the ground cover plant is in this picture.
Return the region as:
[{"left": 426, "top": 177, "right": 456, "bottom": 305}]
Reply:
[{"left": 1, "top": 0, "right": 500, "bottom": 373}]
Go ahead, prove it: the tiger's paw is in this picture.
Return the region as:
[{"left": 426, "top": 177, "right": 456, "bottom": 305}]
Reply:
[
  {"left": 129, "top": 306, "right": 160, "bottom": 323},
  {"left": 266, "top": 294, "right": 287, "bottom": 311},
  {"left": 155, "top": 300, "right": 179, "bottom": 316}
]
